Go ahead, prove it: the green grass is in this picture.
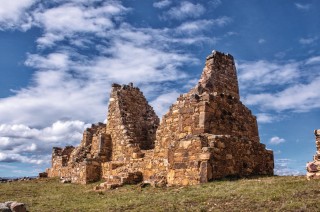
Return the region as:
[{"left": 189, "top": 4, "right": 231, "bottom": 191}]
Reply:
[{"left": 0, "top": 176, "right": 319, "bottom": 211}]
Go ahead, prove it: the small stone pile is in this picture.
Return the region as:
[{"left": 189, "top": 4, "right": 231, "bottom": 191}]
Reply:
[
  {"left": 0, "top": 201, "right": 27, "bottom": 212},
  {"left": 306, "top": 129, "right": 320, "bottom": 180}
]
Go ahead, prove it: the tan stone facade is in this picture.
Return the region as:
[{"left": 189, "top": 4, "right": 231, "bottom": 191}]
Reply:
[
  {"left": 306, "top": 129, "right": 320, "bottom": 180},
  {"left": 46, "top": 51, "right": 274, "bottom": 187}
]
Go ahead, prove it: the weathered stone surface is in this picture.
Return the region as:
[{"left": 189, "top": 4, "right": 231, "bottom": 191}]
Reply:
[
  {"left": 45, "top": 50, "right": 274, "bottom": 187},
  {"left": 9, "top": 202, "right": 26, "bottom": 212},
  {"left": 306, "top": 129, "right": 320, "bottom": 180},
  {"left": 0, "top": 203, "right": 10, "bottom": 212},
  {"left": 0, "top": 202, "right": 27, "bottom": 212}
]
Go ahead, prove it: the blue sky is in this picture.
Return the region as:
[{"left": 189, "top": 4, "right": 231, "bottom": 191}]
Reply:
[{"left": 0, "top": 0, "right": 319, "bottom": 177}]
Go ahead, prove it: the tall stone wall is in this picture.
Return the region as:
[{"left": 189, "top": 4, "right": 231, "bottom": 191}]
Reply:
[
  {"left": 106, "top": 83, "right": 159, "bottom": 162},
  {"left": 194, "top": 51, "right": 240, "bottom": 99},
  {"left": 45, "top": 50, "right": 274, "bottom": 187},
  {"left": 306, "top": 129, "right": 320, "bottom": 179},
  {"left": 152, "top": 51, "right": 273, "bottom": 186}
]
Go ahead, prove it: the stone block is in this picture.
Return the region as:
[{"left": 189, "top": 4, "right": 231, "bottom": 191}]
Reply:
[{"left": 198, "top": 152, "right": 211, "bottom": 161}]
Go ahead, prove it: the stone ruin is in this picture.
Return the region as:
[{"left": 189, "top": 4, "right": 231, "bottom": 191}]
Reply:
[
  {"left": 45, "top": 51, "right": 274, "bottom": 188},
  {"left": 306, "top": 129, "right": 320, "bottom": 180}
]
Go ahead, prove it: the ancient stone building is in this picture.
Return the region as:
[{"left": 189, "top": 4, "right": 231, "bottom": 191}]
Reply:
[
  {"left": 46, "top": 50, "right": 274, "bottom": 187},
  {"left": 306, "top": 129, "right": 320, "bottom": 180}
]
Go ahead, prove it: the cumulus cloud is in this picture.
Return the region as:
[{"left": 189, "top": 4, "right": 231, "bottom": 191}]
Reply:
[
  {"left": 0, "top": 0, "right": 36, "bottom": 30},
  {"left": 0, "top": 121, "right": 88, "bottom": 165},
  {"left": 33, "top": 1, "right": 127, "bottom": 47},
  {"left": 0, "top": 153, "right": 45, "bottom": 165},
  {"left": 164, "top": 1, "right": 205, "bottom": 20},
  {"left": 0, "top": 121, "right": 87, "bottom": 149},
  {"left": 153, "top": 0, "right": 172, "bottom": 9},
  {"left": 270, "top": 136, "right": 285, "bottom": 145}
]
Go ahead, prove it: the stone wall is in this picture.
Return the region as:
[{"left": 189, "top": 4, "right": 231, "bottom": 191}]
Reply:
[
  {"left": 46, "top": 50, "right": 274, "bottom": 187},
  {"left": 106, "top": 83, "right": 159, "bottom": 162},
  {"left": 306, "top": 129, "right": 320, "bottom": 179},
  {"left": 47, "top": 123, "right": 110, "bottom": 184}
]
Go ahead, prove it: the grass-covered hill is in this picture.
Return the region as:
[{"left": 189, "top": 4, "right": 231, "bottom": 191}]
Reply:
[{"left": 0, "top": 176, "right": 319, "bottom": 211}]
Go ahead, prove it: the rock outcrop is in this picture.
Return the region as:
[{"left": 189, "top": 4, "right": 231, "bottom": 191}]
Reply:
[
  {"left": 45, "top": 50, "right": 274, "bottom": 187},
  {"left": 306, "top": 129, "right": 320, "bottom": 180}
]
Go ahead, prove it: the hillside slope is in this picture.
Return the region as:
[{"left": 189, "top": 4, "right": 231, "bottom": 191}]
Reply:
[{"left": 0, "top": 176, "right": 319, "bottom": 211}]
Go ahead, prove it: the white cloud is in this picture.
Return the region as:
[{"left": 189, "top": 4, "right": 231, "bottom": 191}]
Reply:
[
  {"left": 25, "top": 52, "right": 70, "bottom": 70},
  {"left": 306, "top": 56, "right": 320, "bottom": 65},
  {"left": 176, "top": 17, "right": 231, "bottom": 34},
  {"left": 153, "top": 0, "right": 172, "bottom": 9},
  {"left": 0, "top": 121, "right": 88, "bottom": 150},
  {"left": 238, "top": 60, "right": 301, "bottom": 90},
  {"left": 299, "top": 37, "right": 318, "bottom": 45},
  {"left": 238, "top": 56, "right": 320, "bottom": 113},
  {"left": 294, "top": 3, "right": 311, "bottom": 10},
  {"left": 33, "top": 1, "right": 127, "bottom": 47},
  {"left": 256, "top": 113, "right": 275, "bottom": 123},
  {"left": 0, "top": 120, "right": 88, "bottom": 165},
  {"left": 164, "top": 1, "right": 205, "bottom": 20},
  {"left": 270, "top": 136, "right": 285, "bottom": 145},
  {"left": 274, "top": 159, "right": 304, "bottom": 176},
  {"left": 0, "top": 0, "right": 36, "bottom": 30},
  {"left": 150, "top": 91, "right": 180, "bottom": 119},
  {"left": 244, "top": 76, "right": 320, "bottom": 112},
  {"left": 0, "top": 152, "right": 44, "bottom": 164},
  {"left": 258, "top": 38, "right": 266, "bottom": 44},
  {"left": 34, "top": 4, "right": 113, "bottom": 32}
]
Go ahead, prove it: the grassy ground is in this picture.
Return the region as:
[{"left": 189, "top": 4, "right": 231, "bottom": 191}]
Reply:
[{"left": 0, "top": 176, "right": 319, "bottom": 211}]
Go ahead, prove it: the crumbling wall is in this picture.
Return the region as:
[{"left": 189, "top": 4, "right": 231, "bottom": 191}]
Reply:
[
  {"left": 106, "top": 83, "right": 159, "bottom": 162},
  {"left": 152, "top": 51, "right": 274, "bottom": 185},
  {"left": 47, "top": 123, "right": 111, "bottom": 184},
  {"left": 46, "top": 50, "right": 274, "bottom": 187},
  {"left": 47, "top": 146, "right": 74, "bottom": 178},
  {"left": 306, "top": 129, "right": 320, "bottom": 179}
]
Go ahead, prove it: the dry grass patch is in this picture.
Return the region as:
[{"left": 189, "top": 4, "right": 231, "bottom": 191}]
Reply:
[{"left": 0, "top": 176, "right": 319, "bottom": 211}]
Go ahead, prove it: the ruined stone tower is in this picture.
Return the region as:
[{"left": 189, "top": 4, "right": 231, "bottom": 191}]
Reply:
[
  {"left": 306, "top": 129, "right": 320, "bottom": 179},
  {"left": 152, "top": 51, "right": 273, "bottom": 185},
  {"left": 46, "top": 51, "right": 274, "bottom": 187}
]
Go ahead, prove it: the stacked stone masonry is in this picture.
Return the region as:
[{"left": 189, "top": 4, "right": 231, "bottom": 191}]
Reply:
[
  {"left": 306, "top": 129, "right": 320, "bottom": 180},
  {"left": 46, "top": 50, "right": 274, "bottom": 187}
]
